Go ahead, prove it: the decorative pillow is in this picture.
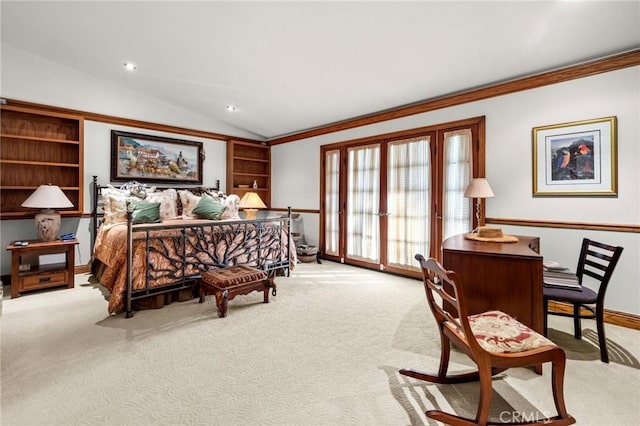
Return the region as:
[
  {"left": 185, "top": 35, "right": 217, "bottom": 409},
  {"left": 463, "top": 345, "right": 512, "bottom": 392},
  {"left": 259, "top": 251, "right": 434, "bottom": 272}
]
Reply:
[
  {"left": 145, "top": 188, "right": 178, "bottom": 220},
  {"left": 192, "top": 194, "right": 225, "bottom": 220},
  {"left": 119, "top": 180, "right": 149, "bottom": 199},
  {"left": 220, "top": 194, "right": 241, "bottom": 220},
  {"left": 178, "top": 190, "right": 201, "bottom": 219},
  {"left": 129, "top": 199, "right": 161, "bottom": 225},
  {"left": 101, "top": 186, "right": 133, "bottom": 225}
]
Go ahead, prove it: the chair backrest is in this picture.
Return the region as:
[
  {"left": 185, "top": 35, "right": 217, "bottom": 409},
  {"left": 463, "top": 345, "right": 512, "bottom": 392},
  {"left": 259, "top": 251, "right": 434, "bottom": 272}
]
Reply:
[
  {"left": 576, "top": 238, "right": 623, "bottom": 302},
  {"left": 414, "top": 254, "right": 485, "bottom": 356}
]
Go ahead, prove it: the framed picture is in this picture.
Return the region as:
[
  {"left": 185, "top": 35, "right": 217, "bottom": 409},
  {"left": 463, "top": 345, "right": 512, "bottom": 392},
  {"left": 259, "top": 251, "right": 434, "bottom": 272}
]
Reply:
[
  {"left": 532, "top": 116, "right": 617, "bottom": 196},
  {"left": 111, "top": 131, "right": 204, "bottom": 184}
]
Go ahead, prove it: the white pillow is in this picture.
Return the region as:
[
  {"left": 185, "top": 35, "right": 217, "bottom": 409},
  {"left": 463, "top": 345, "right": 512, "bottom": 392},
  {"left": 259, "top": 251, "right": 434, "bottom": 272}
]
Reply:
[
  {"left": 220, "top": 194, "right": 241, "bottom": 220},
  {"left": 178, "top": 190, "right": 201, "bottom": 219},
  {"left": 146, "top": 188, "right": 178, "bottom": 220},
  {"left": 101, "top": 186, "right": 133, "bottom": 225}
]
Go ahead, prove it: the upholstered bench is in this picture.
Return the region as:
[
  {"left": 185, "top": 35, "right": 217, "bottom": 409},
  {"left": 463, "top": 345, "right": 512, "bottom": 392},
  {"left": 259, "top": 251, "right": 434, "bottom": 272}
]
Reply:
[{"left": 199, "top": 265, "right": 276, "bottom": 318}]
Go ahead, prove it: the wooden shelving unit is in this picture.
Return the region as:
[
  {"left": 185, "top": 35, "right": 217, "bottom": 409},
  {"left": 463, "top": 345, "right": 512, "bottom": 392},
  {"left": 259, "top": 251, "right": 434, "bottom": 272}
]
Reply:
[
  {"left": 0, "top": 105, "right": 84, "bottom": 219},
  {"left": 226, "top": 140, "right": 270, "bottom": 207}
]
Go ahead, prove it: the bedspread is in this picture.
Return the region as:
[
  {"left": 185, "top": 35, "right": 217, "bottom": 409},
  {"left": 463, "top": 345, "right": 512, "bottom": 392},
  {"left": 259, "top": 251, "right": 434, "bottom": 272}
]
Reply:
[{"left": 93, "top": 219, "right": 295, "bottom": 314}]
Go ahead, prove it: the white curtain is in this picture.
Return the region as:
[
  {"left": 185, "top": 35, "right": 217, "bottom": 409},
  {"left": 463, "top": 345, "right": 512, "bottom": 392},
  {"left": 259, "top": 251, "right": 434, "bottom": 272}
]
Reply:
[
  {"left": 347, "top": 144, "right": 380, "bottom": 262},
  {"left": 387, "top": 137, "right": 431, "bottom": 269},
  {"left": 443, "top": 129, "right": 472, "bottom": 239},
  {"left": 324, "top": 149, "right": 340, "bottom": 256}
]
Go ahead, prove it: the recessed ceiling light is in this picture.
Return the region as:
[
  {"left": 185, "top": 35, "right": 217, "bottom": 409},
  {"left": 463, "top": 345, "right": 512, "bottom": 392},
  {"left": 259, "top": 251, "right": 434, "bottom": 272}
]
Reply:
[
  {"left": 225, "top": 105, "right": 238, "bottom": 112},
  {"left": 123, "top": 62, "right": 137, "bottom": 71}
]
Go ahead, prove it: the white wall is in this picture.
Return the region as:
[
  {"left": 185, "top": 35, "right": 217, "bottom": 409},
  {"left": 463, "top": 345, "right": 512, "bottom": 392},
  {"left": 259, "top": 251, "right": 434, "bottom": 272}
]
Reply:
[{"left": 271, "top": 67, "right": 640, "bottom": 315}]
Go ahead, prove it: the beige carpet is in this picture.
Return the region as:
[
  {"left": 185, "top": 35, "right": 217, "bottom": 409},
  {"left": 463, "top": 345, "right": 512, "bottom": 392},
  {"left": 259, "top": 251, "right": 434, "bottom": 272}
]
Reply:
[{"left": 1, "top": 261, "right": 639, "bottom": 425}]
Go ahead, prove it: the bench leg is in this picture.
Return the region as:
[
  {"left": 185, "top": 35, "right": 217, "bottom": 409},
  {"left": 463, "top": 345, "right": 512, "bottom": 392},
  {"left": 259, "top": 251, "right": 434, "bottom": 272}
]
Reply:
[
  {"left": 269, "top": 278, "right": 277, "bottom": 297},
  {"left": 216, "top": 290, "right": 229, "bottom": 318}
]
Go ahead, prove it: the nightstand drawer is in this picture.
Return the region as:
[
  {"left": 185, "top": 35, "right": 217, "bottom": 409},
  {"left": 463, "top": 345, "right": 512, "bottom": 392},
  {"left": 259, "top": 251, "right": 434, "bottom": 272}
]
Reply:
[{"left": 21, "top": 271, "right": 68, "bottom": 290}]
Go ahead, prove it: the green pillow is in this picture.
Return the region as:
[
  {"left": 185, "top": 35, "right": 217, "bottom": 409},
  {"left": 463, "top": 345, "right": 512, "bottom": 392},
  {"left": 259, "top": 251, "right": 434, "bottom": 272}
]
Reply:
[
  {"left": 129, "top": 200, "right": 161, "bottom": 224},
  {"left": 192, "top": 194, "right": 225, "bottom": 220}
]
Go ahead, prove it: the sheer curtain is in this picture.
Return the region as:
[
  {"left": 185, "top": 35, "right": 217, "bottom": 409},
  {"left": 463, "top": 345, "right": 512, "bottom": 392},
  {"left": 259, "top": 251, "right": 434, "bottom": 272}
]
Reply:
[
  {"left": 324, "top": 149, "right": 340, "bottom": 256},
  {"left": 443, "top": 129, "right": 472, "bottom": 239},
  {"left": 387, "top": 137, "right": 431, "bottom": 269},
  {"left": 347, "top": 144, "right": 380, "bottom": 262}
]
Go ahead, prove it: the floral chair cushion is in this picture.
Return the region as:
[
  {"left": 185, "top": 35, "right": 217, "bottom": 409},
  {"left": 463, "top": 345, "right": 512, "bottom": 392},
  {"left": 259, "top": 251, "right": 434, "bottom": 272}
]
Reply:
[{"left": 448, "top": 310, "right": 556, "bottom": 353}]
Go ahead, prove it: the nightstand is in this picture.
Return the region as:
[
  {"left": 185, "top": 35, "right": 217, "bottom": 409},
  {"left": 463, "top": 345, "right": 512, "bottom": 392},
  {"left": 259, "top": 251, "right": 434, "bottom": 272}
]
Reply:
[{"left": 5, "top": 239, "right": 78, "bottom": 298}]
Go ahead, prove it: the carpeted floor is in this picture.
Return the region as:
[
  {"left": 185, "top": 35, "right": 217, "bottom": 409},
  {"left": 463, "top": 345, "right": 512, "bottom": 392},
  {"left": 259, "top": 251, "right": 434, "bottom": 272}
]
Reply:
[{"left": 1, "top": 261, "right": 639, "bottom": 425}]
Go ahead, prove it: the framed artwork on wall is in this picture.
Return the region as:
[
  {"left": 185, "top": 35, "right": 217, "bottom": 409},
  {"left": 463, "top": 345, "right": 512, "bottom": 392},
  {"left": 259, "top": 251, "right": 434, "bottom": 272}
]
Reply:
[
  {"left": 110, "top": 130, "right": 204, "bottom": 184},
  {"left": 532, "top": 116, "right": 617, "bottom": 196}
]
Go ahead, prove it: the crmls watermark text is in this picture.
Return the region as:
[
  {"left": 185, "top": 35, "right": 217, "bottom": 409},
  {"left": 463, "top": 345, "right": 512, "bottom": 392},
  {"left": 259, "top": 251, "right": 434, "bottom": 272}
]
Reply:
[{"left": 499, "top": 411, "right": 552, "bottom": 423}]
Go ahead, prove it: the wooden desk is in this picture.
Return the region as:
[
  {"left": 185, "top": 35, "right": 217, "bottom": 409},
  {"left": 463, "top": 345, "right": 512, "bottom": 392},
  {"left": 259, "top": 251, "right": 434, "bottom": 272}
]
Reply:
[{"left": 442, "top": 234, "right": 543, "bottom": 334}]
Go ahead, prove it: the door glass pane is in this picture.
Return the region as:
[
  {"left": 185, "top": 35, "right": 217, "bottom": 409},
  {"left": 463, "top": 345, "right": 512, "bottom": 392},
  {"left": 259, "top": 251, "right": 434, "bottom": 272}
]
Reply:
[
  {"left": 347, "top": 144, "right": 380, "bottom": 262},
  {"left": 324, "top": 149, "right": 340, "bottom": 256},
  {"left": 443, "top": 129, "right": 472, "bottom": 239},
  {"left": 387, "top": 137, "right": 431, "bottom": 269}
]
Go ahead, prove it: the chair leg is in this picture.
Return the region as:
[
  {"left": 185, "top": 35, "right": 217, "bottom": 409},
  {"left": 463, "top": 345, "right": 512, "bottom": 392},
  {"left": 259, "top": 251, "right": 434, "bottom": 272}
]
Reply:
[
  {"left": 572, "top": 303, "right": 582, "bottom": 339},
  {"left": 474, "top": 364, "right": 493, "bottom": 425},
  {"left": 595, "top": 304, "right": 609, "bottom": 363},
  {"left": 543, "top": 298, "right": 549, "bottom": 335},
  {"left": 550, "top": 348, "right": 574, "bottom": 423},
  {"left": 437, "top": 333, "right": 452, "bottom": 377}
]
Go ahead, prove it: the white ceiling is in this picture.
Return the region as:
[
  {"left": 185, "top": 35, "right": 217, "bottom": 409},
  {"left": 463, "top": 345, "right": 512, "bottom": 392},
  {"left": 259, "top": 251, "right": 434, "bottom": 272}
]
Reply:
[{"left": 2, "top": 1, "right": 639, "bottom": 140}]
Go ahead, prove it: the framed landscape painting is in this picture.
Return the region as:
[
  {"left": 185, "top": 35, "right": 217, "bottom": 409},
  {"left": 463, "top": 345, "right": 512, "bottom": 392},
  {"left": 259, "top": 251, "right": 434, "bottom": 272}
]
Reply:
[
  {"left": 532, "top": 116, "right": 617, "bottom": 196},
  {"left": 111, "top": 131, "right": 204, "bottom": 184}
]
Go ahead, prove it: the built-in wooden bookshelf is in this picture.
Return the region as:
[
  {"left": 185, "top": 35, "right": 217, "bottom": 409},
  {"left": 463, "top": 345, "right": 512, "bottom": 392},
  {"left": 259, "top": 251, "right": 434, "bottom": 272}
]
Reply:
[
  {"left": 0, "top": 105, "right": 84, "bottom": 219},
  {"left": 226, "top": 140, "right": 270, "bottom": 207}
]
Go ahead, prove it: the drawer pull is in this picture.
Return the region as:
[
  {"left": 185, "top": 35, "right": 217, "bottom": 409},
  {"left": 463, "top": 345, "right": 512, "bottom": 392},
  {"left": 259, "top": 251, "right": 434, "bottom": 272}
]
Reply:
[{"left": 39, "top": 277, "right": 51, "bottom": 283}]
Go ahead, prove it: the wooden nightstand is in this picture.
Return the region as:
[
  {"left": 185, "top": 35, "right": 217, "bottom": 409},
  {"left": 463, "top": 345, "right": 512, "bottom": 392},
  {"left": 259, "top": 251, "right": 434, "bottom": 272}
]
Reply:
[{"left": 5, "top": 239, "right": 78, "bottom": 298}]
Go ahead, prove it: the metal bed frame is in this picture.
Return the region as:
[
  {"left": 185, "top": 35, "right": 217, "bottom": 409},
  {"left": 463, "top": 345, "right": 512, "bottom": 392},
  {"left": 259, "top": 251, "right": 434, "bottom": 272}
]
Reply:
[{"left": 90, "top": 176, "right": 292, "bottom": 317}]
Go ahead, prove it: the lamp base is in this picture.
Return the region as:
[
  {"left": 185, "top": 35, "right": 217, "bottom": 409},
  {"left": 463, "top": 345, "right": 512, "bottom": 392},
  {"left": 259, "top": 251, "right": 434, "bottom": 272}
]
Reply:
[
  {"left": 35, "top": 208, "right": 60, "bottom": 241},
  {"left": 244, "top": 209, "right": 258, "bottom": 220}
]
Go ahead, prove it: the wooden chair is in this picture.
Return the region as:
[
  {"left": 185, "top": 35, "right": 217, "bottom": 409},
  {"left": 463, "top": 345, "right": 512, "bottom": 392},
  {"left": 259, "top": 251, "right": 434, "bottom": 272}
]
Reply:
[
  {"left": 400, "top": 255, "right": 575, "bottom": 426},
  {"left": 543, "top": 238, "right": 623, "bottom": 363}
]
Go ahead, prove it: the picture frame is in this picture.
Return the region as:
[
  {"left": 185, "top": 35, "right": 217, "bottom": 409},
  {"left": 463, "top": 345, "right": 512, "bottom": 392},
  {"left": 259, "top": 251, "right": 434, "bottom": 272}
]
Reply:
[
  {"left": 532, "top": 116, "right": 617, "bottom": 196},
  {"left": 111, "top": 130, "right": 204, "bottom": 184}
]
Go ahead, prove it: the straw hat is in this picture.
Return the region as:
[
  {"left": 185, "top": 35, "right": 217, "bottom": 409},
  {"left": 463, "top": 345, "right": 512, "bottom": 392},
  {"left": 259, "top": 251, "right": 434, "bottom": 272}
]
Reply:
[{"left": 464, "top": 226, "right": 519, "bottom": 243}]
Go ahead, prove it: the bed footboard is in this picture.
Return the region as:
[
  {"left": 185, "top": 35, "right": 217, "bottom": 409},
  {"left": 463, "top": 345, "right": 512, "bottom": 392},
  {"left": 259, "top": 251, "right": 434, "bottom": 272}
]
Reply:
[{"left": 124, "top": 212, "right": 293, "bottom": 317}]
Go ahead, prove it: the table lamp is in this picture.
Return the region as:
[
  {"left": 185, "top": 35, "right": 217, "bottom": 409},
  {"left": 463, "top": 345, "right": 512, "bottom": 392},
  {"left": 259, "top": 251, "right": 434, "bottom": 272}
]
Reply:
[
  {"left": 239, "top": 191, "right": 266, "bottom": 220},
  {"left": 463, "top": 178, "right": 494, "bottom": 233},
  {"left": 21, "top": 184, "right": 74, "bottom": 241}
]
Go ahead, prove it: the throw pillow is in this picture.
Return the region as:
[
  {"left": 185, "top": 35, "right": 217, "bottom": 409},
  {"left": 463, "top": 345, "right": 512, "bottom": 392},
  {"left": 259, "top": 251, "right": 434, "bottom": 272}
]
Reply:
[
  {"left": 102, "top": 186, "right": 134, "bottom": 225},
  {"left": 178, "top": 190, "right": 201, "bottom": 219},
  {"left": 129, "top": 200, "right": 161, "bottom": 225},
  {"left": 192, "top": 194, "right": 225, "bottom": 220},
  {"left": 145, "top": 188, "right": 178, "bottom": 220},
  {"left": 220, "top": 194, "right": 241, "bottom": 220}
]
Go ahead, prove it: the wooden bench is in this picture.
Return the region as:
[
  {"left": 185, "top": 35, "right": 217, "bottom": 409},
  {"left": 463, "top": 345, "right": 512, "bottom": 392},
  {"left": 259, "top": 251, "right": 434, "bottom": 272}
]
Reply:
[{"left": 198, "top": 265, "right": 276, "bottom": 318}]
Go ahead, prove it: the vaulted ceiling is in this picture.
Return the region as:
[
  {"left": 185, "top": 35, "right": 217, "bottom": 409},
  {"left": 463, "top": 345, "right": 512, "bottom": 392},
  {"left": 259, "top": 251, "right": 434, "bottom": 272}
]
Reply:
[{"left": 2, "top": 1, "right": 639, "bottom": 140}]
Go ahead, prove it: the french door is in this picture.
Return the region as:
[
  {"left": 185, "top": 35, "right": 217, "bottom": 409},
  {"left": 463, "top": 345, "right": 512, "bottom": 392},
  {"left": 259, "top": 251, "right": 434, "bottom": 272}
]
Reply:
[{"left": 320, "top": 117, "right": 484, "bottom": 277}]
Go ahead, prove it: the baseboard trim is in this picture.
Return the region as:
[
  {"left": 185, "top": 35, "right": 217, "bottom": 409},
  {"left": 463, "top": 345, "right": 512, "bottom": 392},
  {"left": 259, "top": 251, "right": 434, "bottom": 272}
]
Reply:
[
  {"left": 75, "top": 264, "right": 91, "bottom": 274},
  {"left": 548, "top": 301, "right": 640, "bottom": 330}
]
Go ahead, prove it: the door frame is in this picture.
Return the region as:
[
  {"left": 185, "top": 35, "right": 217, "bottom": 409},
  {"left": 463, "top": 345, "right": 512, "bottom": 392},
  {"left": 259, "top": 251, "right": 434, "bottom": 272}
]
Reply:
[{"left": 320, "top": 116, "right": 485, "bottom": 277}]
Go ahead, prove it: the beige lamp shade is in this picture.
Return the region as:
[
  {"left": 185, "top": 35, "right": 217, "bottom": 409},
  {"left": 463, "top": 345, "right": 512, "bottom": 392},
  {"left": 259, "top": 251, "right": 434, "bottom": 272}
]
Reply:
[
  {"left": 21, "top": 184, "right": 74, "bottom": 241},
  {"left": 239, "top": 191, "right": 266, "bottom": 220},
  {"left": 463, "top": 178, "right": 495, "bottom": 199}
]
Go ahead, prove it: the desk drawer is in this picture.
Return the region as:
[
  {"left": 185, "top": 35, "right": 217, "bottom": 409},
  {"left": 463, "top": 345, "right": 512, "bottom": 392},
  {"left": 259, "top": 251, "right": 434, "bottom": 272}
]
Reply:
[{"left": 21, "top": 271, "right": 68, "bottom": 290}]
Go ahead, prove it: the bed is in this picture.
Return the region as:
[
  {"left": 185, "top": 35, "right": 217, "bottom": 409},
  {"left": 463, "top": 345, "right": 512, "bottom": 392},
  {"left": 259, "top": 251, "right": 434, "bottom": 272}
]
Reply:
[{"left": 90, "top": 176, "right": 295, "bottom": 317}]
